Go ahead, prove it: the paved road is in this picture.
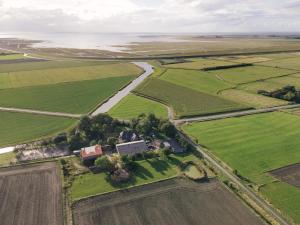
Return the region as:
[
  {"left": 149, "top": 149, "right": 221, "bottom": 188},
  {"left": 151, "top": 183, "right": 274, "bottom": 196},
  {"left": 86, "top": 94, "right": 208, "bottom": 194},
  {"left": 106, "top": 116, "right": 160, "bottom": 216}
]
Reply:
[
  {"left": 91, "top": 62, "right": 154, "bottom": 116},
  {"left": 176, "top": 130, "right": 291, "bottom": 225},
  {"left": 0, "top": 107, "right": 82, "bottom": 118},
  {"left": 175, "top": 104, "right": 300, "bottom": 124}
]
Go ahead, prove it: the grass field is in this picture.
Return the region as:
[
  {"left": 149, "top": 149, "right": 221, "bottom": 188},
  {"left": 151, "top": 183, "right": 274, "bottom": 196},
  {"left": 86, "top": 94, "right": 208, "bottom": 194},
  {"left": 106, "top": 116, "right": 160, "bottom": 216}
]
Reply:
[
  {"left": 0, "top": 76, "right": 134, "bottom": 113},
  {"left": 165, "top": 58, "right": 239, "bottom": 70},
  {"left": 0, "top": 54, "right": 26, "bottom": 60},
  {"left": 108, "top": 94, "right": 168, "bottom": 120},
  {"left": 159, "top": 69, "right": 233, "bottom": 94},
  {"left": 268, "top": 75, "right": 300, "bottom": 89},
  {"left": 209, "top": 65, "right": 295, "bottom": 84},
  {"left": 239, "top": 81, "right": 285, "bottom": 93},
  {"left": 0, "top": 152, "right": 16, "bottom": 166},
  {"left": 134, "top": 78, "right": 247, "bottom": 118},
  {"left": 221, "top": 89, "right": 288, "bottom": 108},
  {"left": 257, "top": 57, "right": 300, "bottom": 71},
  {"left": 0, "top": 111, "right": 77, "bottom": 147},
  {"left": 182, "top": 112, "right": 300, "bottom": 223},
  {"left": 71, "top": 153, "right": 196, "bottom": 200},
  {"left": 0, "top": 60, "right": 116, "bottom": 73},
  {"left": 73, "top": 178, "right": 263, "bottom": 225},
  {"left": 0, "top": 63, "right": 142, "bottom": 89}
]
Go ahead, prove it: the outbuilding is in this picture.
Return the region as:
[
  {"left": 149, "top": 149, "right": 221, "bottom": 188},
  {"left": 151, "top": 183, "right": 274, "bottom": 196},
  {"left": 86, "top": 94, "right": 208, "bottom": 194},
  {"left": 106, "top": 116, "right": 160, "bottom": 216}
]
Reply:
[
  {"left": 80, "top": 145, "right": 103, "bottom": 164},
  {"left": 116, "top": 140, "right": 147, "bottom": 156}
]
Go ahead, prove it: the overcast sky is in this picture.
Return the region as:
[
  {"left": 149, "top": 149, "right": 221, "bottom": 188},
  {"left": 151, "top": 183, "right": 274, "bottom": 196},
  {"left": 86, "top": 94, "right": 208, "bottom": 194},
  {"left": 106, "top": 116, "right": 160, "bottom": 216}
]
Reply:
[{"left": 0, "top": 0, "right": 299, "bottom": 33}]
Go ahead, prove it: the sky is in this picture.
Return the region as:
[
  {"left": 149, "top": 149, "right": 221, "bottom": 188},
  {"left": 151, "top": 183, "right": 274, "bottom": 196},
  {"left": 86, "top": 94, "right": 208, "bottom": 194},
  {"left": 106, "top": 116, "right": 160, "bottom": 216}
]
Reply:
[{"left": 0, "top": 0, "right": 299, "bottom": 33}]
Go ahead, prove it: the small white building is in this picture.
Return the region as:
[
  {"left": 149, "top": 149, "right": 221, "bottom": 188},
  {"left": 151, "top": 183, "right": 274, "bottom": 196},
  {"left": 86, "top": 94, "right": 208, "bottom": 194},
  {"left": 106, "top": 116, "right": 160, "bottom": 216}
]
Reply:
[{"left": 116, "top": 140, "right": 147, "bottom": 156}]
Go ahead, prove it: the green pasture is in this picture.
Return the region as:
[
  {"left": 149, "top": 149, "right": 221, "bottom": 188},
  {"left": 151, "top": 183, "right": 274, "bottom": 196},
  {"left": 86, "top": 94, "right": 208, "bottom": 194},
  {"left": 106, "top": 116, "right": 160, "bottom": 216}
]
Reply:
[
  {"left": 239, "top": 81, "right": 284, "bottom": 93},
  {"left": 257, "top": 57, "right": 300, "bottom": 71},
  {"left": 209, "top": 65, "right": 295, "bottom": 84},
  {"left": 159, "top": 69, "right": 233, "bottom": 94},
  {"left": 0, "top": 76, "right": 134, "bottom": 114},
  {"left": 0, "top": 54, "right": 26, "bottom": 60},
  {"left": 108, "top": 94, "right": 168, "bottom": 120},
  {"left": 134, "top": 78, "right": 247, "bottom": 118},
  {"left": 268, "top": 75, "right": 300, "bottom": 88},
  {"left": 0, "top": 111, "right": 77, "bottom": 147},
  {"left": 0, "top": 63, "right": 142, "bottom": 89},
  {"left": 71, "top": 153, "right": 196, "bottom": 200},
  {"left": 165, "top": 58, "right": 238, "bottom": 70},
  {"left": 182, "top": 112, "right": 300, "bottom": 224}
]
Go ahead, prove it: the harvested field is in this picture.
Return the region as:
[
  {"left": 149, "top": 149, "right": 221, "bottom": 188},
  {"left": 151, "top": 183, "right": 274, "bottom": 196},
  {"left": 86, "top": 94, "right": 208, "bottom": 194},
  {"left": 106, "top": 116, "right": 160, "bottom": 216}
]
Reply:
[
  {"left": 0, "top": 76, "right": 134, "bottom": 113},
  {"left": 73, "top": 178, "right": 263, "bottom": 225},
  {"left": 0, "top": 162, "right": 63, "bottom": 225},
  {"left": 134, "top": 78, "right": 247, "bottom": 118},
  {"left": 270, "top": 163, "right": 300, "bottom": 189},
  {"left": 0, "top": 62, "right": 142, "bottom": 89},
  {"left": 221, "top": 89, "right": 288, "bottom": 108}
]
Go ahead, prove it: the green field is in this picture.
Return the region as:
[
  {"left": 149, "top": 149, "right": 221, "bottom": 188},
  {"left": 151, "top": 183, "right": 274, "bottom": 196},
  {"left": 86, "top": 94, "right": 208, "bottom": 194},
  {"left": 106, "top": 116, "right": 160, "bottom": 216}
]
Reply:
[
  {"left": 108, "top": 94, "right": 168, "bottom": 120},
  {"left": 159, "top": 69, "right": 233, "bottom": 94},
  {"left": 257, "top": 57, "right": 300, "bottom": 71},
  {"left": 134, "top": 78, "right": 247, "bottom": 118},
  {"left": 0, "top": 63, "right": 142, "bottom": 89},
  {"left": 71, "top": 153, "right": 196, "bottom": 200},
  {"left": 165, "top": 58, "right": 238, "bottom": 70},
  {"left": 182, "top": 112, "right": 300, "bottom": 223},
  {"left": 209, "top": 65, "right": 295, "bottom": 84},
  {"left": 268, "top": 75, "right": 300, "bottom": 89},
  {"left": 239, "top": 81, "right": 285, "bottom": 93},
  {"left": 0, "top": 111, "right": 77, "bottom": 147},
  {"left": 0, "top": 60, "right": 117, "bottom": 73},
  {"left": 0, "top": 76, "right": 134, "bottom": 113},
  {"left": 0, "top": 54, "right": 26, "bottom": 60}
]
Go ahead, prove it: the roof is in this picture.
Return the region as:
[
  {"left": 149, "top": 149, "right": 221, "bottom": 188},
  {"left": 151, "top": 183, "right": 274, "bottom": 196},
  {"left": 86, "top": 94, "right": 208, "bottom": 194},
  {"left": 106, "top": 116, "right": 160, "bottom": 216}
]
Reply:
[
  {"left": 80, "top": 145, "right": 103, "bottom": 159},
  {"left": 116, "top": 140, "right": 147, "bottom": 155}
]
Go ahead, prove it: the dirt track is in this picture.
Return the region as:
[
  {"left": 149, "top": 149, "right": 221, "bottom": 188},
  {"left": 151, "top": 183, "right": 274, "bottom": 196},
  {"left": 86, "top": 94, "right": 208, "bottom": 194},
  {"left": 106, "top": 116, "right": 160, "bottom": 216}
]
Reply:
[
  {"left": 73, "top": 178, "right": 263, "bottom": 225},
  {"left": 270, "top": 163, "right": 300, "bottom": 188},
  {"left": 0, "top": 162, "right": 63, "bottom": 225}
]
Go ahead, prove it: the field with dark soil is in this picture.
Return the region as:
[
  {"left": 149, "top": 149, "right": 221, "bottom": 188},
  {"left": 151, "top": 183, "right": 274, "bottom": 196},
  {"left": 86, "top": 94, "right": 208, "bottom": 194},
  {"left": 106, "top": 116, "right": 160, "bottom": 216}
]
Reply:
[
  {"left": 0, "top": 162, "right": 63, "bottom": 225},
  {"left": 73, "top": 178, "right": 262, "bottom": 225},
  {"left": 270, "top": 163, "right": 300, "bottom": 188}
]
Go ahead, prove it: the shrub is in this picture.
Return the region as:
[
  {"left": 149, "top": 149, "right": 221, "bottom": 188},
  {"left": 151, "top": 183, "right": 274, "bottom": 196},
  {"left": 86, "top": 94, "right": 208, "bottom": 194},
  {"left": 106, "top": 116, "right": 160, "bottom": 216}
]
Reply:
[{"left": 95, "top": 156, "right": 116, "bottom": 173}]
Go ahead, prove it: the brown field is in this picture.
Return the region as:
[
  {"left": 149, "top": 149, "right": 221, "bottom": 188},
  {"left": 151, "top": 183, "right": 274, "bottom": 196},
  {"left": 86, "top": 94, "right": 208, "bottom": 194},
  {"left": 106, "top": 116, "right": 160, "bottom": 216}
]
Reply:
[
  {"left": 270, "top": 163, "right": 300, "bottom": 189},
  {"left": 73, "top": 178, "right": 263, "bottom": 225},
  {"left": 0, "top": 162, "right": 63, "bottom": 225}
]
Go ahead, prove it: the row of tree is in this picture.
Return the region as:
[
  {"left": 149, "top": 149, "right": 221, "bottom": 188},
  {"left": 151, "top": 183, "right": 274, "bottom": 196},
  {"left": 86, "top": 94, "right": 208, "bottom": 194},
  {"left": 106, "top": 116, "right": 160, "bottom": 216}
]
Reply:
[{"left": 258, "top": 85, "right": 300, "bottom": 103}]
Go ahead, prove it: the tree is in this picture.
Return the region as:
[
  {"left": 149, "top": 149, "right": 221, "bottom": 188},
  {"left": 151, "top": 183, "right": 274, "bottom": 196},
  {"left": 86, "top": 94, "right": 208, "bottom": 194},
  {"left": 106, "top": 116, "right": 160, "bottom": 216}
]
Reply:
[
  {"left": 160, "top": 121, "right": 177, "bottom": 138},
  {"left": 53, "top": 133, "right": 67, "bottom": 146},
  {"left": 107, "top": 137, "right": 118, "bottom": 147},
  {"left": 95, "top": 156, "right": 116, "bottom": 173},
  {"left": 68, "top": 134, "right": 87, "bottom": 151}
]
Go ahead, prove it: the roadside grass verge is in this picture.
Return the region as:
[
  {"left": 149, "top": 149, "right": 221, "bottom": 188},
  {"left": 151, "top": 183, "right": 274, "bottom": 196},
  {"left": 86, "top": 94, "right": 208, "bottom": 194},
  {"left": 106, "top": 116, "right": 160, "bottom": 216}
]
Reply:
[
  {"left": 71, "top": 153, "right": 196, "bottom": 200},
  {"left": 0, "top": 111, "right": 77, "bottom": 148},
  {"left": 182, "top": 112, "right": 300, "bottom": 224},
  {"left": 0, "top": 63, "right": 142, "bottom": 89},
  {"left": 108, "top": 94, "right": 168, "bottom": 120},
  {"left": 134, "top": 78, "right": 247, "bottom": 118},
  {"left": 159, "top": 69, "right": 233, "bottom": 94},
  {"left": 0, "top": 76, "right": 135, "bottom": 114}
]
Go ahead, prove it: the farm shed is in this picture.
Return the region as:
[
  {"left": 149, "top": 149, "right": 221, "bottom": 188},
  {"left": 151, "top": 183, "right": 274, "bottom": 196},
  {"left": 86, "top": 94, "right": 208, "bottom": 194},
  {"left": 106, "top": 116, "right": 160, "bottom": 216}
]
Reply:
[
  {"left": 80, "top": 145, "right": 103, "bottom": 164},
  {"left": 116, "top": 140, "right": 147, "bottom": 156}
]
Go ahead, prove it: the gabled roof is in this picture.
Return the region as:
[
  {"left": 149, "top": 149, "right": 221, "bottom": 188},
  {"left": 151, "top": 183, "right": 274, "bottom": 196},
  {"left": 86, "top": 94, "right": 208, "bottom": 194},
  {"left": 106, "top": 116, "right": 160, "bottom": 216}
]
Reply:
[{"left": 80, "top": 145, "right": 103, "bottom": 159}]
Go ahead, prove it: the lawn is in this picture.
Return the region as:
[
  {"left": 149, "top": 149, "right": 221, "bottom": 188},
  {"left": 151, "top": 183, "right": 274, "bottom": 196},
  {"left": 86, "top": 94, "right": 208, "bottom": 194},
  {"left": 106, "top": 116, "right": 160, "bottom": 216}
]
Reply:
[
  {"left": 159, "top": 69, "right": 233, "bottom": 94},
  {"left": 71, "top": 153, "right": 196, "bottom": 200},
  {"left": 257, "top": 57, "right": 300, "bottom": 71},
  {"left": 182, "top": 112, "right": 300, "bottom": 224},
  {"left": 0, "top": 63, "right": 142, "bottom": 89},
  {"left": 108, "top": 94, "right": 168, "bottom": 120},
  {"left": 221, "top": 89, "right": 288, "bottom": 108},
  {"left": 0, "top": 76, "right": 134, "bottom": 114},
  {"left": 134, "top": 78, "right": 247, "bottom": 118},
  {"left": 209, "top": 65, "right": 295, "bottom": 84},
  {"left": 0, "top": 54, "right": 26, "bottom": 60},
  {"left": 165, "top": 58, "right": 239, "bottom": 70},
  {"left": 0, "top": 111, "right": 77, "bottom": 147}
]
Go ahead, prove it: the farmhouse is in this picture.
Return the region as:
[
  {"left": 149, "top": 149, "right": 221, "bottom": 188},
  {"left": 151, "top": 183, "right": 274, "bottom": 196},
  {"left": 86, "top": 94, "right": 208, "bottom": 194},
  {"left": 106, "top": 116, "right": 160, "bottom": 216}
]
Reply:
[
  {"left": 80, "top": 145, "right": 103, "bottom": 164},
  {"left": 116, "top": 140, "right": 147, "bottom": 156}
]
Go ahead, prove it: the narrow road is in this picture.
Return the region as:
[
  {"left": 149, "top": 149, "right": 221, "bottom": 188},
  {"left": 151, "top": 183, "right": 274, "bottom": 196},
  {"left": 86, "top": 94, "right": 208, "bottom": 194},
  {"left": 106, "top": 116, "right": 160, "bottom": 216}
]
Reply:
[
  {"left": 175, "top": 104, "right": 300, "bottom": 124},
  {"left": 176, "top": 130, "right": 291, "bottom": 225},
  {"left": 0, "top": 107, "right": 82, "bottom": 119},
  {"left": 91, "top": 62, "right": 154, "bottom": 116}
]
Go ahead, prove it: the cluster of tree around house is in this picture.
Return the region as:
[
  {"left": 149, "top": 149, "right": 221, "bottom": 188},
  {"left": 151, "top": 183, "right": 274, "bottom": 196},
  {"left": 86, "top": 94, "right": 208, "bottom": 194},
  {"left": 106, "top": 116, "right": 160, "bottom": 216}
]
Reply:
[{"left": 258, "top": 85, "right": 300, "bottom": 103}]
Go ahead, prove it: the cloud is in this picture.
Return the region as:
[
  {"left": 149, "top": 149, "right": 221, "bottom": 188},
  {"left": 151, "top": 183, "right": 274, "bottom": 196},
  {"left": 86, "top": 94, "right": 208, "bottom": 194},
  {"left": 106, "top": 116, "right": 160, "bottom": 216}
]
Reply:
[{"left": 0, "top": 0, "right": 299, "bottom": 33}]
